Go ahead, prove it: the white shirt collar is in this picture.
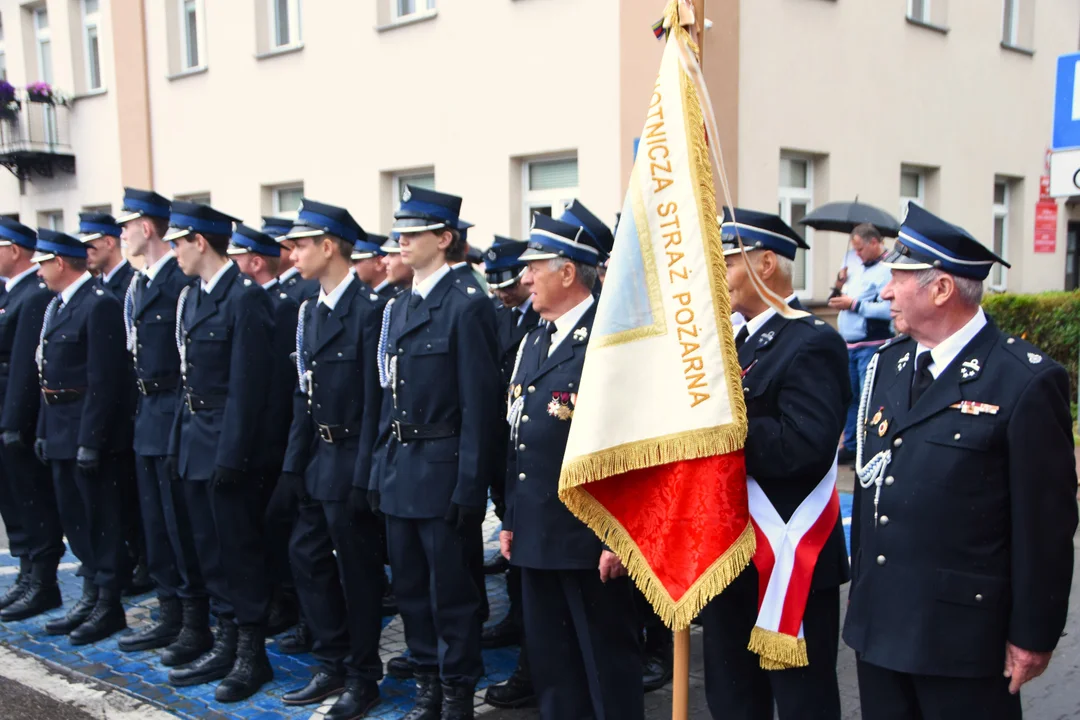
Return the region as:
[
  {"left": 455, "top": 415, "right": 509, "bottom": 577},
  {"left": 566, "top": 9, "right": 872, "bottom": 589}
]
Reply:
[
  {"left": 201, "top": 260, "right": 235, "bottom": 294},
  {"left": 548, "top": 294, "right": 595, "bottom": 355},
  {"left": 103, "top": 258, "right": 130, "bottom": 284},
  {"left": 373, "top": 278, "right": 392, "bottom": 293},
  {"left": 144, "top": 251, "right": 175, "bottom": 284},
  {"left": 262, "top": 278, "right": 279, "bottom": 290},
  {"left": 279, "top": 266, "right": 301, "bottom": 283},
  {"left": 412, "top": 263, "right": 451, "bottom": 300},
  {"left": 915, "top": 308, "right": 988, "bottom": 380},
  {"left": 450, "top": 262, "right": 467, "bottom": 270},
  {"left": 5, "top": 265, "right": 40, "bottom": 293},
  {"left": 743, "top": 294, "right": 797, "bottom": 342},
  {"left": 318, "top": 270, "right": 356, "bottom": 310},
  {"left": 513, "top": 296, "right": 533, "bottom": 324},
  {"left": 61, "top": 271, "right": 95, "bottom": 305}
]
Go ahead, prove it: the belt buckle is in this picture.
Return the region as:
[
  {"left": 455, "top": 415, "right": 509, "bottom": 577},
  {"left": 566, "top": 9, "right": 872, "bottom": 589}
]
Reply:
[
  {"left": 137, "top": 378, "right": 149, "bottom": 395},
  {"left": 185, "top": 393, "right": 195, "bottom": 412},
  {"left": 318, "top": 424, "right": 334, "bottom": 444},
  {"left": 392, "top": 420, "right": 403, "bottom": 442}
]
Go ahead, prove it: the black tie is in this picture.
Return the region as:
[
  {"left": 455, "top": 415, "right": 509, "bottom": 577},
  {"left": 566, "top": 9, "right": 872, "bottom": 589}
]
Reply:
[
  {"left": 407, "top": 291, "right": 423, "bottom": 317},
  {"left": 512, "top": 307, "right": 523, "bottom": 325},
  {"left": 910, "top": 352, "right": 934, "bottom": 407},
  {"left": 315, "top": 303, "right": 332, "bottom": 338},
  {"left": 537, "top": 322, "right": 558, "bottom": 365},
  {"left": 735, "top": 325, "right": 749, "bottom": 351}
]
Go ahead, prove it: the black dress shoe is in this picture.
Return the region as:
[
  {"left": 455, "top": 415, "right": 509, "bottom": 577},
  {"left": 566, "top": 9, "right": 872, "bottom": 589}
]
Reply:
[
  {"left": 70, "top": 592, "right": 127, "bottom": 646},
  {"left": 266, "top": 592, "right": 299, "bottom": 636},
  {"left": 480, "top": 615, "right": 520, "bottom": 649},
  {"left": 0, "top": 562, "right": 30, "bottom": 610},
  {"left": 642, "top": 653, "right": 673, "bottom": 693},
  {"left": 161, "top": 598, "right": 213, "bottom": 667},
  {"left": 386, "top": 654, "right": 415, "bottom": 679},
  {"left": 45, "top": 579, "right": 97, "bottom": 636},
  {"left": 482, "top": 554, "right": 509, "bottom": 576},
  {"left": 483, "top": 666, "right": 536, "bottom": 709},
  {"left": 325, "top": 679, "right": 380, "bottom": 719},
  {"left": 214, "top": 626, "right": 273, "bottom": 703},
  {"left": 401, "top": 673, "right": 442, "bottom": 720},
  {"left": 168, "top": 619, "right": 237, "bottom": 687},
  {"left": 440, "top": 682, "right": 475, "bottom": 720},
  {"left": 283, "top": 671, "right": 345, "bottom": 706},
  {"left": 118, "top": 596, "right": 181, "bottom": 652},
  {"left": 277, "top": 621, "right": 313, "bottom": 654},
  {"left": 1, "top": 582, "right": 62, "bottom": 622},
  {"left": 123, "top": 562, "right": 154, "bottom": 597}
]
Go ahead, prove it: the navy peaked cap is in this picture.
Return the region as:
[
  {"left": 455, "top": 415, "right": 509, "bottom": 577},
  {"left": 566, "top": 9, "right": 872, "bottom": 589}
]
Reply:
[
  {"left": 560, "top": 200, "right": 614, "bottom": 260},
  {"left": 520, "top": 213, "right": 602, "bottom": 267},
  {"left": 883, "top": 203, "right": 1008, "bottom": 280},
  {"left": 228, "top": 224, "right": 280, "bottom": 257},
  {"left": 117, "top": 188, "right": 171, "bottom": 223},
  {"left": 77, "top": 212, "right": 123, "bottom": 243},
  {"left": 33, "top": 228, "right": 87, "bottom": 262},
  {"left": 0, "top": 217, "right": 37, "bottom": 250},
  {"left": 393, "top": 185, "right": 468, "bottom": 233},
  {"left": 164, "top": 201, "right": 240, "bottom": 242},
  {"left": 285, "top": 198, "right": 365, "bottom": 245},
  {"left": 720, "top": 207, "right": 808, "bottom": 260}
]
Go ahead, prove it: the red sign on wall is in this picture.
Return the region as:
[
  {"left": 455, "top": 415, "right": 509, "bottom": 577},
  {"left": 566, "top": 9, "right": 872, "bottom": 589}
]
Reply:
[
  {"left": 1034, "top": 200, "right": 1058, "bottom": 253},
  {"left": 1040, "top": 175, "right": 1052, "bottom": 201}
]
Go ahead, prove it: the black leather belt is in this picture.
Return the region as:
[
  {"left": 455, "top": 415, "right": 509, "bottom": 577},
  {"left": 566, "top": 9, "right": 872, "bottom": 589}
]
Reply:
[
  {"left": 317, "top": 422, "right": 359, "bottom": 444},
  {"left": 185, "top": 391, "right": 227, "bottom": 412},
  {"left": 138, "top": 375, "right": 181, "bottom": 395},
  {"left": 42, "top": 388, "right": 84, "bottom": 405},
  {"left": 392, "top": 420, "right": 459, "bottom": 442}
]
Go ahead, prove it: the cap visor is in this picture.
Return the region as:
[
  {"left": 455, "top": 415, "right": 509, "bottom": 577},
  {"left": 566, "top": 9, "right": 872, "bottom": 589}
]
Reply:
[
  {"left": 226, "top": 246, "right": 252, "bottom": 256},
  {"left": 0, "top": 240, "right": 12, "bottom": 248},
  {"left": 162, "top": 228, "right": 192, "bottom": 242},
  {"left": 489, "top": 277, "right": 520, "bottom": 289},
  {"left": 880, "top": 247, "right": 933, "bottom": 271},
  {"left": 519, "top": 248, "right": 560, "bottom": 262},
  {"left": 392, "top": 217, "right": 448, "bottom": 234},
  {"left": 351, "top": 252, "right": 377, "bottom": 261},
  {"left": 30, "top": 252, "right": 56, "bottom": 263},
  {"left": 381, "top": 247, "right": 401, "bottom": 254},
  {"left": 78, "top": 233, "right": 104, "bottom": 244},
  {"left": 284, "top": 227, "right": 326, "bottom": 241},
  {"left": 115, "top": 211, "right": 144, "bottom": 224}
]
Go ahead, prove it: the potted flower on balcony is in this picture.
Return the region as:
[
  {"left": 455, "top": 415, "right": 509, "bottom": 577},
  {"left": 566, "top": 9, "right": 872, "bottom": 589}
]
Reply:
[
  {"left": 0, "top": 81, "right": 18, "bottom": 121},
  {"left": 26, "top": 81, "right": 54, "bottom": 105}
]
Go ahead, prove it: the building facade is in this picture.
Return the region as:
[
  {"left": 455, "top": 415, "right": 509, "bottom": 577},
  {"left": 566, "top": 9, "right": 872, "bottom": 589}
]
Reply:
[{"left": 0, "top": 0, "right": 1077, "bottom": 301}]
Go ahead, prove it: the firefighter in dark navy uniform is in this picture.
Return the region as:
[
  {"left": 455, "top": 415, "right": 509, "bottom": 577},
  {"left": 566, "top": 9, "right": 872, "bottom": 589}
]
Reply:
[
  {"left": 844, "top": 204, "right": 1078, "bottom": 720},
  {"left": 352, "top": 233, "right": 396, "bottom": 299},
  {"left": 277, "top": 200, "right": 387, "bottom": 719},
  {"left": 267, "top": 216, "right": 320, "bottom": 303},
  {"left": 164, "top": 201, "right": 276, "bottom": 703},
  {"left": 372, "top": 185, "right": 501, "bottom": 720}
]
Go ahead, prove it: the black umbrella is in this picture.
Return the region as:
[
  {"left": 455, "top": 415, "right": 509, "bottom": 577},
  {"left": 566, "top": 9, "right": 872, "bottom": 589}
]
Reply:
[{"left": 798, "top": 200, "right": 901, "bottom": 238}]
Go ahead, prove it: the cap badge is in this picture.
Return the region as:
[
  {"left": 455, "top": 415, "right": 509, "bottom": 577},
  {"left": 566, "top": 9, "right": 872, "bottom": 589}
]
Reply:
[
  {"left": 402, "top": 187, "right": 412, "bottom": 202},
  {"left": 487, "top": 250, "right": 497, "bottom": 262}
]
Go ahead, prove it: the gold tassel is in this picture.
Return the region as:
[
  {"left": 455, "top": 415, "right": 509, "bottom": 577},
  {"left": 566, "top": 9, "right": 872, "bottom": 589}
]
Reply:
[{"left": 748, "top": 627, "right": 810, "bottom": 670}]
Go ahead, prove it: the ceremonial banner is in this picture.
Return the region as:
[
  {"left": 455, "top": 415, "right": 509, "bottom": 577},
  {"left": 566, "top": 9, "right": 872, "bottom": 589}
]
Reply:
[{"left": 558, "top": 4, "right": 752, "bottom": 631}]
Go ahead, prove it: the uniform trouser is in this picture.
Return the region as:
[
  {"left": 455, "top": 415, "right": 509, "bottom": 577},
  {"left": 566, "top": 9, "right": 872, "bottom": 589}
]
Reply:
[
  {"left": 160, "top": 465, "right": 205, "bottom": 600},
  {"left": 1, "top": 443, "right": 64, "bottom": 571},
  {"left": 386, "top": 514, "right": 483, "bottom": 686},
  {"left": 262, "top": 470, "right": 298, "bottom": 591},
  {"left": 0, "top": 446, "right": 29, "bottom": 559},
  {"left": 182, "top": 476, "right": 271, "bottom": 625},
  {"left": 290, "top": 495, "right": 384, "bottom": 681},
  {"left": 700, "top": 565, "right": 841, "bottom": 720},
  {"left": 51, "top": 457, "right": 130, "bottom": 592},
  {"left": 634, "top": 585, "right": 672, "bottom": 654},
  {"left": 116, "top": 450, "right": 144, "bottom": 575},
  {"left": 855, "top": 657, "right": 1022, "bottom": 720},
  {"left": 520, "top": 567, "right": 643, "bottom": 720},
  {"left": 464, "top": 515, "right": 489, "bottom": 621},
  {"left": 134, "top": 456, "right": 185, "bottom": 599}
]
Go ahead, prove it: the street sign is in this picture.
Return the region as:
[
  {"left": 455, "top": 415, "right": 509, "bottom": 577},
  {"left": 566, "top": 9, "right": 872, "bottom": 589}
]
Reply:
[
  {"left": 1053, "top": 53, "right": 1080, "bottom": 149},
  {"left": 1048, "top": 148, "right": 1080, "bottom": 198},
  {"left": 1034, "top": 200, "right": 1057, "bottom": 253}
]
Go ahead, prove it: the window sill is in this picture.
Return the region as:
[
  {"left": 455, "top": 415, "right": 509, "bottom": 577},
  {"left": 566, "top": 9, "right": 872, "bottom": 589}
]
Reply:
[
  {"left": 73, "top": 88, "right": 108, "bottom": 101},
  {"left": 256, "top": 43, "right": 304, "bottom": 61},
  {"left": 1000, "top": 42, "right": 1034, "bottom": 57},
  {"left": 376, "top": 9, "right": 437, "bottom": 33},
  {"left": 905, "top": 17, "right": 949, "bottom": 35},
  {"left": 167, "top": 66, "right": 208, "bottom": 82}
]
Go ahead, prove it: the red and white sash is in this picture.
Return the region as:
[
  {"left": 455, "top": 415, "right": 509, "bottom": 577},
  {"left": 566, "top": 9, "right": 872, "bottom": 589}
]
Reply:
[{"left": 746, "top": 457, "right": 839, "bottom": 670}]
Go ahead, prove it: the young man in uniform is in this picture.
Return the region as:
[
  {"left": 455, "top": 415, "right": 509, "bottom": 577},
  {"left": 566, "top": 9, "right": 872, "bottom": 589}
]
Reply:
[
  {"left": 267, "top": 216, "right": 320, "bottom": 303},
  {"left": 351, "top": 234, "right": 390, "bottom": 295}
]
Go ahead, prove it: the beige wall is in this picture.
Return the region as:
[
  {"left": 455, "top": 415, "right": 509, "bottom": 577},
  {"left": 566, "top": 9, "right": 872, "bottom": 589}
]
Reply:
[{"left": 736, "top": 0, "right": 1080, "bottom": 300}]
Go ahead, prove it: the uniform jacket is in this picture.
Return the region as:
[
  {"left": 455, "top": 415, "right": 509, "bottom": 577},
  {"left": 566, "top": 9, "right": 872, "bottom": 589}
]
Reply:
[
  {"left": 495, "top": 301, "right": 541, "bottom": 389},
  {"left": 504, "top": 303, "right": 601, "bottom": 571},
  {"left": 169, "top": 264, "right": 274, "bottom": 480},
  {"left": 282, "top": 276, "right": 384, "bottom": 502},
  {"left": 259, "top": 280, "right": 299, "bottom": 473},
  {"left": 280, "top": 270, "right": 320, "bottom": 304},
  {"left": 36, "top": 280, "right": 127, "bottom": 459},
  {"left": 738, "top": 302, "right": 851, "bottom": 590},
  {"left": 844, "top": 321, "right": 1078, "bottom": 678},
  {"left": 0, "top": 275, "right": 53, "bottom": 438},
  {"left": 99, "top": 261, "right": 137, "bottom": 302},
  {"left": 101, "top": 261, "right": 139, "bottom": 450},
  {"left": 376, "top": 282, "right": 403, "bottom": 300},
  {"left": 129, "top": 257, "right": 193, "bottom": 457},
  {"left": 372, "top": 270, "right": 501, "bottom": 518}
]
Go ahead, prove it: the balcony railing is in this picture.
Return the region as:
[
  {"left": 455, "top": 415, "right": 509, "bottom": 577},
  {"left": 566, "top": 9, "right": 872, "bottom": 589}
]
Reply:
[{"left": 0, "top": 95, "right": 75, "bottom": 180}]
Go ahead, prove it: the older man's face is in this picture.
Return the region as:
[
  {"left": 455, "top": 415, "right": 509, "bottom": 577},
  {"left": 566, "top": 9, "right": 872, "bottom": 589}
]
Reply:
[{"left": 880, "top": 270, "right": 934, "bottom": 337}]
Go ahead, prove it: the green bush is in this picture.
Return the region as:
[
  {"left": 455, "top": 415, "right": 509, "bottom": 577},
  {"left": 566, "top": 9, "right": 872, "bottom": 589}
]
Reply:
[{"left": 982, "top": 291, "right": 1079, "bottom": 419}]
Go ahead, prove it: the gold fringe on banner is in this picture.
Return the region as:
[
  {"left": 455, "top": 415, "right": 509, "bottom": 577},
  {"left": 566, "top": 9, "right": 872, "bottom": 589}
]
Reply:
[{"left": 748, "top": 626, "right": 810, "bottom": 670}]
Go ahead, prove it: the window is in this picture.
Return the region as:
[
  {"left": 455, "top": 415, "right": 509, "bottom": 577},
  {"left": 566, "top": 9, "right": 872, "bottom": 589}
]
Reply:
[
  {"left": 82, "top": 0, "right": 102, "bottom": 90},
  {"left": 394, "top": 171, "right": 435, "bottom": 210},
  {"left": 990, "top": 179, "right": 1009, "bottom": 290},
  {"left": 0, "top": 15, "right": 6, "bottom": 82},
  {"left": 82, "top": 203, "right": 111, "bottom": 214},
  {"left": 38, "top": 211, "right": 64, "bottom": 231},
  {"left": 899, "top": 168, "right": 925, "bottom": 219},
  {"left": 34, "top": 7, "right": 52, "bottom": 83},
  {"left": 270, "top": 0, "right": 302, "bottom": 48},
  {"left": 394, "top": 0, "right": 436, "bottom": 20},
  {"left": 521, "top": 157, "right": 578, "bottom": 237},
  {"left": 180, "top": 0, "right": 205, "bottom": 70},
  {"left": 1002, "top": 0, "right": 1020, "bottom": 46},
  {"left": 271, "top": 184, "right": 304, "bottom": 219},
  {"left": 777, "top": 154, "right": 814, "bottom": 296},
  {"left": 907, "top": 0, "right": 930, "bottom": 23},
  {"left": 176, "top": 192, "right": 211, "bottom": 205}
]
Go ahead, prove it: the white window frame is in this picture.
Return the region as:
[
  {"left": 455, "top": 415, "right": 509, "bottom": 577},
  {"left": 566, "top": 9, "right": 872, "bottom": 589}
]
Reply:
[
  {"left": 393, "top": 0, "right": 436, "bottom": 22},
  {"left": 1002, "top": 0, "right": 1020, "bottom": 45},
  {"left": 176, "top": 192, "right": 211, "bottom": 205},
  {"left": 777, "top": 154, "right": 814, "bottom": 300},
  {"left": 393, "top": 171, "right": 436, "bottom": 211},
  {"left": 907, "top": 0, "right": 931, "bottom": 22},
  {"left": 990, "top": 180, "right": 1009, "bottom": 291},
  {"left": 520, "top": 157, "right": 578, "bottom": 238},
  {"left": 179, "top": 0, "right": 206, "bottom": 71},
  {"left": 0, "top": 15, "right": 6, "bottom": 83},
  {"left": 42, "top": 211, "right": 63, "bottom": 231},
  {"left": 82, "top": 0, "right": 102, "bottom": 91},
  {"left": 34, "top": 7, "right": 52, "bottom": 83},
  {"left": 269, "top": 0, "right": 302, "bottom": 49},
  {"left": 271, "top": 184, "right": 304, "bottom": 220},
  {"left": 899, "top": 168, "right": 926, "bottom": 220}
]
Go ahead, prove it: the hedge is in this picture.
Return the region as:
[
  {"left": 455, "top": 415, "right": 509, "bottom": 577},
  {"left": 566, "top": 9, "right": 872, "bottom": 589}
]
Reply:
[{"left": 982, "top": 291, "right": 1079, "bottom": 420}]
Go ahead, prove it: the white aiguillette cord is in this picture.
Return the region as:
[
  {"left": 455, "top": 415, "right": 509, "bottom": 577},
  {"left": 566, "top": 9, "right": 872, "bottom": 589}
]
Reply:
[{"left": 854, "top": 352, "right": 891, "bottom": 526}]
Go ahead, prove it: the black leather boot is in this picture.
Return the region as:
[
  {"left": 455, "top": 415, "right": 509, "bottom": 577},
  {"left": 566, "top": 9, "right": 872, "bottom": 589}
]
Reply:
[
  {"left": 118, "top": 596, "right": 182, "bottom": 651},
  {"left": 401, "top": 673, "right": 442, "bottom": 720},
  {"left": 1, "top": 580, "right": 62, "bottom": 622},
  {"left": 0, "top": 558, "right": 30, "bottom": 610},
  {"left": 387, "top": 654, "right": 416, "bottom": 679},
  {"left": 643, "top": 630, "right": 674, "bottom": 693},
  {"left": 277, "top": 621, "right": 313, "bottom": 654},
  {"left": 483, "top": 662, "right": 535, "bottom": 709},
  {"left": 45, "top": 577, "right": 97, "bottom": 635},
  {"left": 123, "top": 560, "right": 154, "bottom": 597},
  {"left": 266, "top": 589, "right": 299, "bottom": 636},
  {"left": 161, "top": 598, "right": 214, "bottom": 667},
  {"left": 282, "top": 671, "right": 345, "bottom": 706},
  {"left": 168, "top": 618, "right": 237, "bottom": 687},
  {"left": 440, "top": 683, "right": 475, "bottom": 720},
  {"left": 70, "top": 589, "right": 127, "bottom": 645},
  {"left": 325, "top": 678, "right": 380, "bottom": 719},
  {"left": 214, "top": 625, "right": 273, "bottom": 703},
  {"left": 480, "top": 614, "right": 520, "bottom": 649}
]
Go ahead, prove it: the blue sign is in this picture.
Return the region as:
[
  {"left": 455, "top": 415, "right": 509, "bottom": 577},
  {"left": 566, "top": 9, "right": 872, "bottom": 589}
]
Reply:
[{"left": 1053, "top": 53, "right": 1080, "bottom": 150}]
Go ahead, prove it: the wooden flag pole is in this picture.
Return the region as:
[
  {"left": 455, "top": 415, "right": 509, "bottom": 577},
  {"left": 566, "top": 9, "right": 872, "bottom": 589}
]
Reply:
[{"left": 673, "top": 3, "right": 705, "bottom": 719}]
